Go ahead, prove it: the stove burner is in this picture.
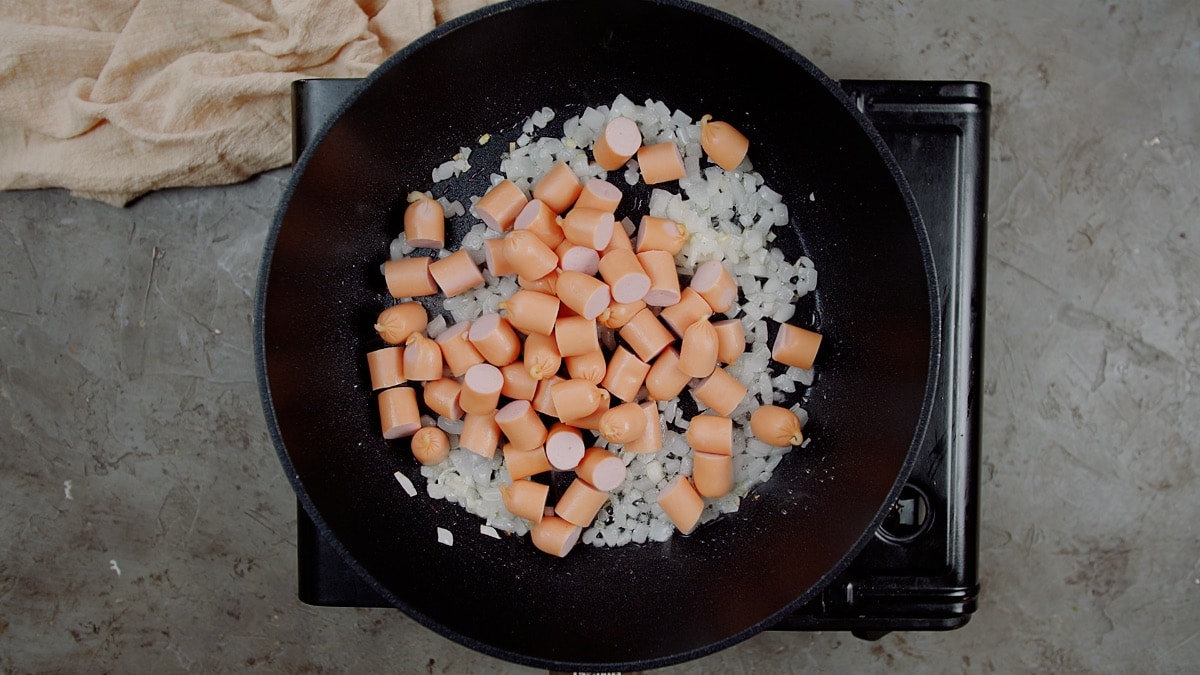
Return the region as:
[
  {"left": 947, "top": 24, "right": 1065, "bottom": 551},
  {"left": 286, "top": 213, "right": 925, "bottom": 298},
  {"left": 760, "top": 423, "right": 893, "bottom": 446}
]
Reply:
[{"left": 289, "top": 78, "right": 989, "bottom": 639}]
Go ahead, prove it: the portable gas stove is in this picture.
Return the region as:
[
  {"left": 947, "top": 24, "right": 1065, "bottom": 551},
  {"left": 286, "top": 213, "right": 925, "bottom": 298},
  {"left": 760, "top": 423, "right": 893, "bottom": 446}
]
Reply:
[{"left": 288, "top": 77, "right": 988, "bottom": 640}]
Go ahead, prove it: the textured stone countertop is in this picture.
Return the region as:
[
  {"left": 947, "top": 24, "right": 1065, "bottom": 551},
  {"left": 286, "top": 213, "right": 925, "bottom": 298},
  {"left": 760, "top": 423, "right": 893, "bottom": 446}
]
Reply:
[{"left": 2, "top": 0, "right": 1197, "bottom": 672}]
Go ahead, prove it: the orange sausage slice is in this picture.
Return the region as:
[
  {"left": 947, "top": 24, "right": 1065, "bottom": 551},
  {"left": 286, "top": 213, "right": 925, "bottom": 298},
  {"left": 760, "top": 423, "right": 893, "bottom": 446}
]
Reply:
[
  {"left": 484, "top": 237, "right": 515, "bottom": 277},
  {"left": 503, "top": 230, "right": 559, "bottom": 281},
  {"left": 771, "top": 324, "right": 823, "bottom": 370},
  {"left": 503, "top": 444, "right": 552, "bottom": 481},
  {"left": 598, "top": 401, "right": 647, "bottom": 445},
  {"left": 383, "top": 257, "right": 439, "bottom": 298},
  {"left": 644, "top": 347, "right": 692, "bottom": 401},
  {"left": 693, "top": 451, "right": 733, "bottom": 498},
  {"left": 499, "top": 288, "right": 560, "bottom": 337},
  {"left": 402, "top": 333, "right": 443, "bottom": 381},
  {"left": 495, "top": 399, "right": 548, "bottom": 452},
  {"left": 658, "top": 287, "right": 714, "bottom": 338},
  {"left": 592, "top": 116, "right": 642, "bottom": 171},
  {"left": 374, "top": 302, "right": 429, "bottom": 345},
  {"left": 404, "top": 194, "right": 445, "bottom": 249},
  {"left": 598, "top": 248, "right": 650, "bottom": 304},
  {"left": 600, "top": 346, "right": 650, "bottom": 402},
  {"left": 713, "top": 318, "right": 746, "bottom": 365},
  {"left": 411, "top": 426, "right": 450, "bottom": 465},
  {"left": 514, "top": 199, "right": 566, "bottom": 249},
  {"left": 685, "top": 414, "right": 732, "bottom": 455},
  {"left": 690, "top": 259, "right": 738, "bottom": 313},
  {"left": 623, "top": 401, "right": 663, "bottom": 453},
  {"left": 545, "top": 422, "right": 586, "bottom": 470},
  {"left": 637, "top": 142, "right": 686, "bottom": 185},
  {"left": 501, "top": 479, "right": 549, "bottom": 523},
  {"left": 467, "top": 313, "right": 521, "bottom": 366},
  {"left": 523, "top": 332, "right": 562, "bottom": 381},
  {"left": 556, "top": 270, "right": 611, "bottom": 320},
  {"left": 618, "top": 307, "right": 674, "bottom": 362},
  {"left": 366, "top": 346, "right": 405, "bottom": 390},
  {"left": 531, "top": 516, "right": 582, "bottom": 557},
  {"left": 555, "top": 477, "right": 610, "bottom": 527},
  {"left": 429, "top": 249, "right": 485, "bottom": 297},
  {"left": 575, "top": 447, "right": 627, "bottom": 491},
  {"left": 561, "top": 207, "right": 615, "bottom": 250},
  {"left": 656, "top": 476, "right": 703, "bottom": 534},
  {"left": 636, "top": 249, "right": 681, "bottom": 307},
  {"left": 564, "top": 349, "right": 607, "bottom": 385},
  {"left": 423, "top": 377, "right": 463, "bottom": 421},
  {"left": 500, "top": 361, "right": 538, "bottom": 401},
  {"left": 691, "top": 366, "right": 747, "bottom": 416},
  {"left": 532, "top": 162, "right": 583, "bottom": 214},
  {"left": 461, "top": 363, "right": 503, "bottom": 415},
  {"left": 556, "top": 241, "right": 601, "bottom": 276},
  {"left": 475, "top": 179, "right": 527, "bottom": 232},
  {"left": 677, "top": 317, "right": 719, "bottom": 379},
  {"left": 435, "top": 321, "right": 485, "bottom": 377},
  {"left": 379, "top": 386, "right": 420, "bottom": 440},
  {"left": 574, "top": 178, "right": 622, "bottom": 213},
  {"left": 597, "top": 298, "right": 646, "bottom": 330},
  {"left": 550, "top": 379, "right": 609, "bottom": 422},
  {"left": 699, "top": 115, "right": 750, "bottom": 171},
  {"left": 459, "top": 411, "right": 501, "bottom": 458},
  {"left": 553, "top": 315, "right": 600, "bottom": 358},
  {"left": 635, "top": 215, "right": 687, "bottom": 255}
]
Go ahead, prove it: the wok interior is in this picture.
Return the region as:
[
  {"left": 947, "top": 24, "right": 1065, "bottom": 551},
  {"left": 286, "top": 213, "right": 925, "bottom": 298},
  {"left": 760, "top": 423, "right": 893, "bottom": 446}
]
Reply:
[{"left": 262, "top": 0, "right": 935, "bottom": 668}]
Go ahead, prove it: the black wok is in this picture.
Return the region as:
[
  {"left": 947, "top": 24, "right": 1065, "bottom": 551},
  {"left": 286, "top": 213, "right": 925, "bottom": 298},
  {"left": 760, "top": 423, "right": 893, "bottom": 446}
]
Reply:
[{"left": 256, "top": 0, "right": 939, "bottom": 670}]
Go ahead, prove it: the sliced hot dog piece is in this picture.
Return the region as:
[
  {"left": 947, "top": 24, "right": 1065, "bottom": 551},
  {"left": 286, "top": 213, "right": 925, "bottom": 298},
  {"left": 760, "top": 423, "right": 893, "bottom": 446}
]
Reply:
[
  {"left": 530, "top": 516, "right": 582, "bottom": 558},
  {"left": 634, "top": 215, "right": 687, "bottom": 255},
  {"left": 374, "top": 302, "right": 428, "bottom": 345},
  {"left": 772, "top": 324, "right": 823, "bottom": 370},
  {"left": 532, "top": 161, "right": 583, "bottom": 214},
  {"left": 468, "top": 313, "right": 521, "bottom": 367},
  {"left": 410, "top": 426, "right": 450, "bottom": 465},
  {"left": 556, "top": 270, "right": 610, "bottom": 320},
  {"left": 423, "top": 377, "right": 463, "bottom": 421},
  {"left": 591, "top": 116, "right": 642, "bottom": 171},
  {"left": 575, "top": 447, "right": 627, "bottom": 492},
  {"left": 403, "top": 194, "right": 445, "bottom": 249},
  {"left": 402, "top": 333, "right": 443, "bottom": 381},
  {"left": 553, "top": 315, "right": 600, "bottom": 358},
  {"left": 435, "top": 321, "right": 485, "bottom": 377},
  {"left": 564, "top": 349, "right": 607, "bottom": 385},
  {"left": 598, "top": 401, "right": 647, "bottom": 445},
  {"left": 561, "top": 207, "right": 615, "bottom": 250},
  {"left": 555, "top": 477, "right": 610, "bottom": 527},
  {"left": 549, "top": 379, "right": 609, "bottom": 422},
  {"left": 501, "top": 478, "right": 549, "bottom": 523},
  {"left": 518, "top": 269, "right": 558, "bottom": 296},
  {"left": 644, "top": 347, "right": 692, "bottom": 401},
  {"left": 366, "top": 346, "right": 405, "bottom": 390},
  {"left": 461, "top": 363, "right": 503, "bottom": 415},
  {"left": 600, "top": 346, "right": 650, "bottom": 402},
  {"left": 544, "top": 422, "right": 586, "bottom": 470},
  {"left": 678, "top": 317, "right": 719, "bottom": 379},
  {"left": 597, "top": 298, "right": 645, "bottom": 330},
  {"left": 429, "top": 249, "right": 485, "bottom": 297},
  {"left": 602, "top": 218, "right": 634, "bottom": 255},
  {"left": 500, "top": 361, "right": 538, "bottom": 401},
  {"left": 749, "top": 405, "right": 804, "bottom": 447},
  {"left": 532, "top": 375, "right": 565, "bottom": 417},
  {"left": 503, "top": 229, "right": 559, "bottom": 281},
  {"left": 598, "top": 248, "right": 650, "bottom": 304},
  {"left": 384, "top": 386, "right": 427, "bottom": 439},
  {"left": 623, "top": 401, "right": 663, "bottom": 453},
  {"left": 713, "top": 318, "right": 747, "bottom": 365},
  {"left": 637, "top": 142, "right": 686, "bottom": 185},
  {"left": 378, "top": 386, "right": 420, "bottom": 440},
  {"left": 459, "top": 411, "right": 501, "bottom": 459},
  {"left": 555, "top": 241, "right": 601, "bottom": 276},
  {"left": 475, "top": 179, "right": 528, "bottom": 232},
  {"left": 484, "top": 237, "right": 515, "bottom": 277},
  {"left": 658, "top": 287, "right": 714, "bottom": 338},
  {"left": 495, "top": 399, "right": 548, "bottom": 452},
  {"left": 618, "top": 307, "right": 674, "bottom": 362},
  {"left": 383, "top": 257, "right": 439, "bottom": 298},
  {"left": 499, "top": 288, "right": 559, "bottom": 337},
  {"left": 514, "top": 199, "right": 566, "bottom": 249},
  {"left": 690, "top": 259, "right": 738, "bottom": 313},
  {"left": 699, "top": 115, "right": 750, "bottom": 171},
  {"left": 636, "top": 249, "right": 681, "bottom": 307},
  {"left": 574, "top": 178, "right": 622, "bottom": 213},
  {"left": 692, "top": 451, "right": 733, "bottom": 498},
  {"left": 523, "top": 332, "right": 562, "bottom": 381},
  {"left": 563, "top": 394, "right": 609, "bottom": 431},
  {"left": 503, "top": 444, "right": 553, "bottom": 481},
  {"left": 685, "top": 414, "right": 733, "bottom": 455},
  {"left": 691, "top": 366, "right": 747, "bottom": 416},
  {"left": 656, "top": 476, "right": 704, "bottom": 534}
]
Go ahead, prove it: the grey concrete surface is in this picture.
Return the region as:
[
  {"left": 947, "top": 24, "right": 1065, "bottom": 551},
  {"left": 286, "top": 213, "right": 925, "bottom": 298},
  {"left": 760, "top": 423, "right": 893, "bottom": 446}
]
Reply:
[{"left": 3, "top": 0, "right": 1198, "bottom": 672}]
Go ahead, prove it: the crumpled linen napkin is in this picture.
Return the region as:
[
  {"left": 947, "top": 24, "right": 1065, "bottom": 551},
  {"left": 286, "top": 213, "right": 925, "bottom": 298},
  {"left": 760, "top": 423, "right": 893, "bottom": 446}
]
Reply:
[{"left": 0, "top": 0, "right": 491, "bottom": 206}]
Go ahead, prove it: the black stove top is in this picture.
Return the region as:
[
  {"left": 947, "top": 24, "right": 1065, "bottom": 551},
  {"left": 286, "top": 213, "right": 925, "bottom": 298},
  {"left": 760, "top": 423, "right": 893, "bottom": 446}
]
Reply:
[{"left": 289, "top": 78, "right": 988, "bottom": 640}]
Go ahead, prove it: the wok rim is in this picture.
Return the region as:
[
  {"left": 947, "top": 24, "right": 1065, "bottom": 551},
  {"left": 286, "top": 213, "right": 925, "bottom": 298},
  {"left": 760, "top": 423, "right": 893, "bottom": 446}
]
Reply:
[{"left": 254, "top": 0, "right": 941, "bottom": 669}]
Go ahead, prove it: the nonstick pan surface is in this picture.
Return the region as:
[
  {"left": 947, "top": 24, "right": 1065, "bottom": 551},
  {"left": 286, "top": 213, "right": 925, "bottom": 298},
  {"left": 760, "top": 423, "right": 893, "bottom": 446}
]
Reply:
[{"left": 257, "top": 0, "right": 939, "bottom": 670}]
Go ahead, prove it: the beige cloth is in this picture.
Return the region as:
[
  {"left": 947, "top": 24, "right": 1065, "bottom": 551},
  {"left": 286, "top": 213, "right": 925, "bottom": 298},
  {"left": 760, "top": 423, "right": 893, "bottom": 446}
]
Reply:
[{"left": 0, "top": 0, "right": 491, "bottom": 206}]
